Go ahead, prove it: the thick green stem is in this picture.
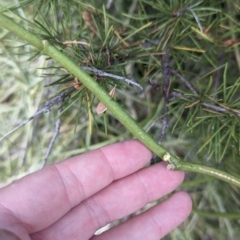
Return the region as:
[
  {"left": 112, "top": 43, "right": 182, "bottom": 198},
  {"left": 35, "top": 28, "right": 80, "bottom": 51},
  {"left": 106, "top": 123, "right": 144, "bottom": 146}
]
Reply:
[{"left": 1, "top": 13, "right": 240, "bottom": 188}]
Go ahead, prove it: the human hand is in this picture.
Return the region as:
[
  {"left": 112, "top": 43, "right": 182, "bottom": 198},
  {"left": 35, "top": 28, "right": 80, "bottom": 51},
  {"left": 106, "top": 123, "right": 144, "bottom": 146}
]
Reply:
[{"left": 0, "top": 140, "right": 192, "bottom": 240}]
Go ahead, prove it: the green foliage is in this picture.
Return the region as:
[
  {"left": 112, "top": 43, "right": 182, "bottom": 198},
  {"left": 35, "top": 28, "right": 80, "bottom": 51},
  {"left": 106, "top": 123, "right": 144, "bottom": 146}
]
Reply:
[{"left": 1, "top": 0, "right": 240, "bottom": 239}]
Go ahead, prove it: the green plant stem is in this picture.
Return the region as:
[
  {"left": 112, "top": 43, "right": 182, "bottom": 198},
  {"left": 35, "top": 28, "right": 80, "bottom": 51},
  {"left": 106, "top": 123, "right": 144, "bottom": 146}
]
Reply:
[
  {"left": 1, "top": 12, "right": 240, "bottom": 188},
  {"left": 193, "top": 209, "right": 240, "bottom": 219},
  {"left": 176, "top": 159, "right": 240, "bottom": 187}
]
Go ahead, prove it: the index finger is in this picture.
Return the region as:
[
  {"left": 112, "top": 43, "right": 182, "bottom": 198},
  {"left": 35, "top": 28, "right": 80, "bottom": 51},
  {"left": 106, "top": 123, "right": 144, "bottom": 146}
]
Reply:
[{"left": 0, "top": 140, "right": 152, "bottom": 233}]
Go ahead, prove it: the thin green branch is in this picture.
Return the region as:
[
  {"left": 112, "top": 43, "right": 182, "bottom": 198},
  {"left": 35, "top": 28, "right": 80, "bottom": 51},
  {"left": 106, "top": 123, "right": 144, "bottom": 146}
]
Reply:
[
  {"left": 1, "top": 12, "right": 240, "bottom": 188},
  {"left": 193, "top": 209, "right": 240, "bottom": 219},
  {"left": 163, "top": 153, "right": 240, "bottom": 187},
  {"left": 180, "top": 161, "right": 240, "bottom": 187}
]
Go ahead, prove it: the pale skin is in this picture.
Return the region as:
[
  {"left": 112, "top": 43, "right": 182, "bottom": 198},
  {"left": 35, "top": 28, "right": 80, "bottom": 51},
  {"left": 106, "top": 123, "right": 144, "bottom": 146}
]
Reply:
[{"left": 0, "top": 140, "right": 192, "bottom": 240}]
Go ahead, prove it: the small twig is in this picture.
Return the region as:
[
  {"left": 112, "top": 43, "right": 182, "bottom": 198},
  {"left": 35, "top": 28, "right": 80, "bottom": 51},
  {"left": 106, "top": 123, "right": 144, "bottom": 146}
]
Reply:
[
  {"left": 170, "top": 69, "right": 198, "bottom": 95},
  {"left": 0, "top": 87, "right": 75, "bottom": 142},
  {"left": 150, "top": 50, "right": 171, "bottom": 165},
  {"left": 213, "top": 52, "right": 225, "bottom": 99},
  {"left": 169, "top": 91, "right": 240, "bottom": 117},
  {"left": 158, "top": 49, "right": 171, "bottom": 144},
  {"left": 41, "top": 105, "right": 62, "bottom": 168},
  {"left": 82, "top": 66, "right": 143, "bottom": 90},
  {"left": 158, "top": 104, "right": 168, "bottom": 144},
  {"left": 168, "top": 91, "right": 185, "bottom": 101},
  {"left": 202, "top": 102, "right": 240, "bottom": 116},
  {"left": 169, "top": 71, "right": 240, "bottom": 116},
  {"left": 0, "top": 109, "right": 45, "bottom": 142},
  {"left": 147, "top": 79, "right": 161, "bottom": 88}
]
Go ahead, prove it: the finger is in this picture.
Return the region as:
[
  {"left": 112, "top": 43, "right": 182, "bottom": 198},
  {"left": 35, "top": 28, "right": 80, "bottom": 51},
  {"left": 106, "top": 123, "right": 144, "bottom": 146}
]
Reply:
[
  {"left": 0, "top": 229, "right": 21, "bottom": 240},
  {"left": 92, "top": 191, "right": 192, "bottom": 240},
  {"left": 31, "top": 162, "right": 185, "bottom": 240},
  {"left": 0, "top": 140, "right": 152, "bottom": 234}
]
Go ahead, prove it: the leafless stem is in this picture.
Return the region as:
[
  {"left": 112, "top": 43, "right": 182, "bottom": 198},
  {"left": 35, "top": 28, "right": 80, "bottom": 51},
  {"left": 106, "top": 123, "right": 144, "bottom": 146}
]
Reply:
[
  {"left": 170, "top": 69, "right": 198, "bottom": 95},
  {"left": 150, "top": 50, "right": 171, "bottom": 165},
  {"left": 158, "top": 49, "right": 171, "bottom": 144},
  {"left": 41, "top": 105, "right": 62, "bottom": 168},
  {"left": 0, "top": 87, "right": 75, "bottom": 142},
  {"left": 82, "top": 66, "right": 143, "bottom": 90},
  {"left": 169, "top": 71, "right": 240, "bottom": 116},
  {"left": 169, "top": 91, "right": 240, "bottom": 117}
]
